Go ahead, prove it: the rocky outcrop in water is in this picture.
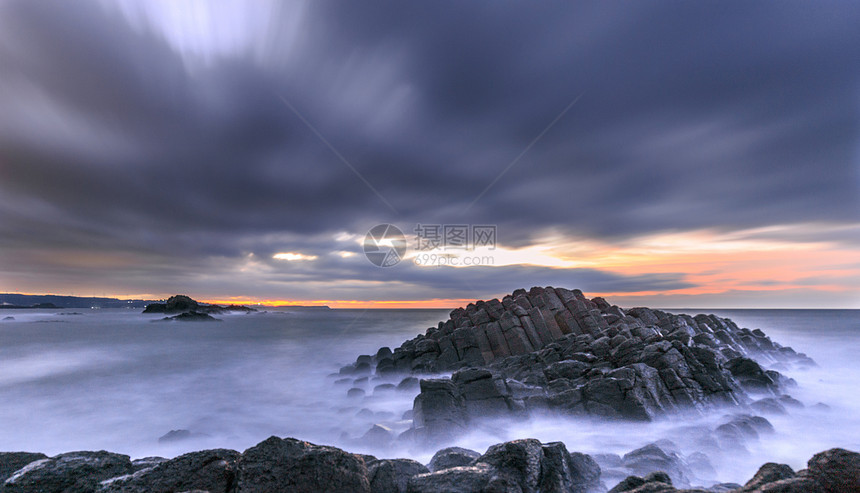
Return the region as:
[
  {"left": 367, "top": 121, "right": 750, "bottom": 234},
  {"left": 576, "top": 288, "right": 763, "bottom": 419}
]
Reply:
[
  {"left": 0, "top": 439, "right": 856, "bottom": 493},
  {"left": 143, "top": 295, "right": 255, "bottom": 315},
  {"left": 341, "top": 287, "right": 813, "bottom": 437}
]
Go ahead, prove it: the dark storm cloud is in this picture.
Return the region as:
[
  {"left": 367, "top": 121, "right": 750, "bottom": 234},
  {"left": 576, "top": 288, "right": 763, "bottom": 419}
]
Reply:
[{"left": 0, "top": 0, "right": 858, "bottom": 298}]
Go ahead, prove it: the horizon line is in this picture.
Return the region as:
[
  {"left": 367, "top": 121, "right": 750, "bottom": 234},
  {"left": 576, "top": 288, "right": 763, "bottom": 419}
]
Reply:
[{"left": 1, "top": 291, "right": 857, "bottom": 310}]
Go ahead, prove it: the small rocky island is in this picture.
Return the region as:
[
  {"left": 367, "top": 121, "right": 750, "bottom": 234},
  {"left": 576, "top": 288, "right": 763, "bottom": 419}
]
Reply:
[{"left": 143, "top": 295, "right": 255, "bottom": 321}]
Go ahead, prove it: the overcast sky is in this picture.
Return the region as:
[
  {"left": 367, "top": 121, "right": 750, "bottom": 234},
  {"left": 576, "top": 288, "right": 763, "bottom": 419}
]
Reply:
[{"left": 0, "top": 0, "right": 858, "bottom": 307}]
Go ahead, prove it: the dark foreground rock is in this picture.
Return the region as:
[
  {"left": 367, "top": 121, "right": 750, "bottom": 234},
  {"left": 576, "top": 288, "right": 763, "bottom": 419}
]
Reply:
[
  {"left": 408, "top": 438, "right": 602, "bottom": 493},
  {"left": 0, "top": 451, "right": 132, "bottom": 493},
  {"left": 367, "top": 458, "right": 429, "bottom": 493},
  {"left": 0, "top": 452, "right": 47, "bottom": 483},
  {"left": 100, "top": 449, "right": 239, "bottom": 493},
  {"left": 604, "top": 447, "right": 860, "bottom": 493},
  {"left": 340, "top": 287, "right": 815, "bottom": 438},
  {"left": 237, "top": 436, "right": 370, "bottom": 493},
  {"left": 0, "top": 439, "right": 855, "bottom": 493}
]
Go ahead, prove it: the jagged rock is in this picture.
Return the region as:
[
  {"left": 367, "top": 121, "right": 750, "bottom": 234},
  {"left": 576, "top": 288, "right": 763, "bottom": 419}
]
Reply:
[
  {"left": 368, "top": 459, "right": 428, "bottom": 493},
  {"left": 539, "top": 442, "right": 602, "bottom": 493},
  {"left": 237, "top": 436, "right": 370, "bottom": 493},
  {"left": 0, "top": 452, "right": 48, "bottom": 483},
  {"left": 427, "top": 447, "right": 480, "bottom": 472},
  {"left": 99, "top": 449, "right": 239, "bottom": 493},
  {"left": 1, "top": 451, "right": 133, "bottom": 493},
  {"left": 726, "top": 357, "right": 776, "bottom": 392}
]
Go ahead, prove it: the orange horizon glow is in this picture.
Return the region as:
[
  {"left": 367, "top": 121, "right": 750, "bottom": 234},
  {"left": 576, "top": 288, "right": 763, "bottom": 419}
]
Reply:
[{"left": 3, "top": 224, "right": 858, "bottom": 309}]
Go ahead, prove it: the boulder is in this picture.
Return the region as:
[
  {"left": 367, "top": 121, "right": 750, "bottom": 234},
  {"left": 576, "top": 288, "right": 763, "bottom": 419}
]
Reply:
[
  {"left": 99, "top": 449, "right": 239, "bottom": 493},
  {"left": 740, "top": 462, "right": 795, "bottom": 491},
  {"left": 367, "top": 459, "right": 428, "bottom": 493},
  {"left": 361, "top": 425, "right": 395, "bottom": 448},
  {"left": 427, "top": 447, "right": 480, "bottom": 472},
  {"left": 805, "top": 447, "right": 860, "bottom": 492},
  {"left": 1, "top": 451, "right": 132, "bottom": 493},
  {"left": 237, "top": 436, "right": 370, "bottom": 493},
  {"left": 476, "top": 439, "right": 544, "bottom": 492}
]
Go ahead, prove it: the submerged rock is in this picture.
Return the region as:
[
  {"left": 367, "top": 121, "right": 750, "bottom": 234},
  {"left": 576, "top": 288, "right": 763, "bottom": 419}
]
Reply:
[
  {"left": 159, "top": 311, "right": 221, "bottom": 322},
  {"left": 157, "top": 429, "right": 210, "bottom": 443}
]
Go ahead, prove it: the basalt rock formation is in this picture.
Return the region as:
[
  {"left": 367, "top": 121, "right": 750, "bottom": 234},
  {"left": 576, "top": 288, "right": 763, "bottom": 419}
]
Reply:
[{"left": 340, "top": 287, "right": 814, "bottom": 438}]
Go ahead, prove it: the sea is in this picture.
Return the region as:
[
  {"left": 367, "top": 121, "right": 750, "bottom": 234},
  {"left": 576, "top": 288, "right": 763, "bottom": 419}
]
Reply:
[{"left": 0, "top": 307, "right": 858, "bottom": 486}]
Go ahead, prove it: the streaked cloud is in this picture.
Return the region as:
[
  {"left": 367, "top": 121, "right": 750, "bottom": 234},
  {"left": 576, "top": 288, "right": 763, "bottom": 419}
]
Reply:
[{"left": 0, "top": 1, "right": 858, "bottom": 307}]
